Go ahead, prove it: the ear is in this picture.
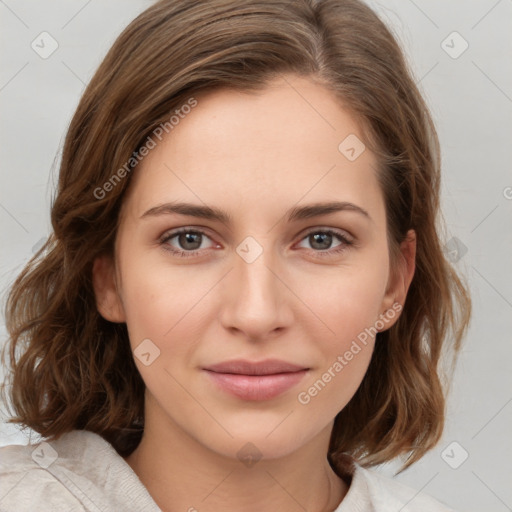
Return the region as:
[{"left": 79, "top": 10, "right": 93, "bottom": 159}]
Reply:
[
  {"left": 378, "top": 229, "right": 416, "bottom": 331},
  {"left": 92, "top": 254, "right": 126, "bottom": 323}
]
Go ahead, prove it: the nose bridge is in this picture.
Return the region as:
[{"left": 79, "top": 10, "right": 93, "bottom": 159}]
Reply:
[
  {"left": 219, "top": 235, "right": 291, "bottom": 337},
  {"left": 238, "top": 243, "right": 277, "bottom": 300}
]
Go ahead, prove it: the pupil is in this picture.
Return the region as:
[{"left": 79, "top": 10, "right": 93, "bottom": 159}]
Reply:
[
  {"left": 311, "top": 233, "right": 331, "bottom": 250},
  {"left": 180, "top": 232, "right": 201, "bottom": 250}
]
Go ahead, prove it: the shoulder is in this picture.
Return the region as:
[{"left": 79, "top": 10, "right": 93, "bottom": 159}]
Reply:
[
  {"left": 333, "top": 456, "right": 457, "bottom": 512},
  {"left": 0, "top": 432, "right": 88, "bottom": 512},
  {"left": 0, "top": 430, "right": 160, "bottom": 512},
  {"left": 359, "top": 465, "right": 456, "bottom": 511}
]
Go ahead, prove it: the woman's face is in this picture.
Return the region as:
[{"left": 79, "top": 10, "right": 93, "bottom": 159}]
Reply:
[{"left": 94, "top": 74, "right": 413, "bottom": 461}]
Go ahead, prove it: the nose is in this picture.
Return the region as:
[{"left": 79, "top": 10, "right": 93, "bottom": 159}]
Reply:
[{"left": 218, "top": 241, "right": 293, "bottom": 341}]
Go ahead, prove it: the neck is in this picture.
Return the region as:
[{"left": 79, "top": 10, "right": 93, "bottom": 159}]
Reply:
[{"left": 124, "top": 400, "right": 349, "bottom": 512}]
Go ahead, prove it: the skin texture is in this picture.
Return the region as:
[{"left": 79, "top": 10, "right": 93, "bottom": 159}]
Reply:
[{"left": 92, "top": 74, "right": 416, "bottom": 512}]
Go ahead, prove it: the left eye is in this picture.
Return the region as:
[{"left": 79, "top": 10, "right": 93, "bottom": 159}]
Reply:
[{"left": 296, "top": 229, "right": 352, "bottom": 252}]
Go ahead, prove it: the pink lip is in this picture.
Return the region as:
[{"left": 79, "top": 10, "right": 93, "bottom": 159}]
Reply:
[{"left": 203, "top": 359, "right": 309, "bottom": 401}]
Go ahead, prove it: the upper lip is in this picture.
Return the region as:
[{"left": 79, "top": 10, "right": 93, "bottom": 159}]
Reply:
[{"left": 203, "top": 359, "right": 309, "bottom": 376}]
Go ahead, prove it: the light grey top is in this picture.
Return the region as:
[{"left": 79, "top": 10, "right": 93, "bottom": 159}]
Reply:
[{"left": 0, "top": 430, "right": 455, "bottom": 511}]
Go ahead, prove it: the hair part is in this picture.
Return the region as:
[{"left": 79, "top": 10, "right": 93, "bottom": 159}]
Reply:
[{"left": 2, "top": 0, "right": 471, "bottom": 470}]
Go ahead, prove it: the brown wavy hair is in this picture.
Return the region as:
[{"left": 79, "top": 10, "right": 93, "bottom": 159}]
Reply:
[{"left": 1, "top": 0, "right": 471, "bottom": 471}]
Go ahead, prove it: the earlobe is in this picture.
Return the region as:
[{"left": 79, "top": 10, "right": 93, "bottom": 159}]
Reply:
[
  {"left": 378, "top": 229, "right": 416, "bottom": 330},
  {"left": 92, "top": 255, "right": 126, "bottom": 323}
]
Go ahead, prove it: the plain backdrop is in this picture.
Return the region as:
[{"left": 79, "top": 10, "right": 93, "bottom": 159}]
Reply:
[{"left": 1, "top": 1, "right": 511, "bottom": 511}]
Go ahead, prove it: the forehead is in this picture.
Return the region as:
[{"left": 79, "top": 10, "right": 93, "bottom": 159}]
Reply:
[{"left": 122, "top": 74, "right": 383, "bottom": 223}]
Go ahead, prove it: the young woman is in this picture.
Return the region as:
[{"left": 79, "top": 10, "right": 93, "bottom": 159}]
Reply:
[{"left": 0, "top": 0, "right": 471, "bottom": 510}]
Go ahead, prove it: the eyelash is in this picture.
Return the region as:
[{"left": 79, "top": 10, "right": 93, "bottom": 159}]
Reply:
[{"left": 159, "top": 227, "right": 354, "bottom": 259}]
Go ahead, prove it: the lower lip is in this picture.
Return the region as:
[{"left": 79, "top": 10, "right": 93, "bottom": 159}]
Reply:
[{"left": 203, "top": 370, "right": 308, "bottom": 401}]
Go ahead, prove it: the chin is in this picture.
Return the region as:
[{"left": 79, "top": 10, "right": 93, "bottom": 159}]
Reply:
[{"left": 195, "top": 417, "right": 319, "bottom": 463}]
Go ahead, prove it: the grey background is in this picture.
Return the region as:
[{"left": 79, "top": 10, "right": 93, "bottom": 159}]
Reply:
[{"left": 1, "top": 1, "right": 511, "bottom": 511}]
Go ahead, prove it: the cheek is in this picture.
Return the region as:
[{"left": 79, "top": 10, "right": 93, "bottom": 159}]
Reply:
[
  {"left": 117, "top": 258, "right": 211, "bottom": 405},
  {"left": 296, "top": 254, "right": 389, "bottom": 345},
  {"left": 292, "top": 258, "right": 389, "bottom": 412},
  {"left": 117, "top": 247, "right": 210, "bottom": 349},
  {"left": 295, "top": 289, "right": 380, "bottom": 419}
]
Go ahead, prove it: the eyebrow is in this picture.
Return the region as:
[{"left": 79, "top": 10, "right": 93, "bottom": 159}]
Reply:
[{"left": 140, "top": 200, "right": 371, "bottom": 224}]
